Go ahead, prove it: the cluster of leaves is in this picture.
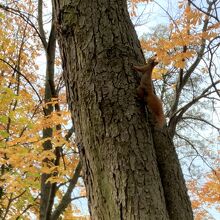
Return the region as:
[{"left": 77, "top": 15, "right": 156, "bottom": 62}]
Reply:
[
  {"left": 0, "top": 1, "right": 41, "bottom": 217},
  {"left": 128, "top": 0, "right": 153, "bottom": 17},
  {"left": 140, "top": 3, "right": 219, "bottom": 69},
  {"left": 188, "top": 168, "right": 220, "bottom": 220}
]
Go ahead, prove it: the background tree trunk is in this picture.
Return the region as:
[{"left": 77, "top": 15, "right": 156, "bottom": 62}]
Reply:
[{"left": 53, "top": 0, "right": 193, "bottom": 219}]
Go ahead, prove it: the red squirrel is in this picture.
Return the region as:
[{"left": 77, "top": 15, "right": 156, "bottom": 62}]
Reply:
[{"left": 133, "top": 57, "right": 165, "bottom": 128}]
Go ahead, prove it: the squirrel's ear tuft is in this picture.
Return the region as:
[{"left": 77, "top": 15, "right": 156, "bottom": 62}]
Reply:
[{"left": 149, "top": 55, "right": 159, "bottom": 65}]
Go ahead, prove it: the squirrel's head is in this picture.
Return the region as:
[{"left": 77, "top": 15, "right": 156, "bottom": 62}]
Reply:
[
  {"left": 133, "top": 55, "right": 158, "bottom": 73},
  {"left": 148, "top": 55, "right": 158, "bottom": 67}
]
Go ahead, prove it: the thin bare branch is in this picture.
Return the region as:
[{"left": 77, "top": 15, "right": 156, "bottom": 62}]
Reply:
[
  {"left": 0, "top": 3, "right": 45, "bottom": 46},
  {"left": 182, "top": 116, "right": 220, "bottom": 131},
  {"left": 176, "top": 80, "right": 220, "bottom": 119},
  {"left": 0, "top": 58, "right": 42, "bottom": 104},
  {"left": 50, "top": 161, "right": 82, "bottom": 220},
  {"left": 15, "top": 194, "right": 40, "bottom": 220},
  {"left": 188, "top": 0, "right": 219, "bottom": 22},
  {"left": 176, "top": 133, "right": 215, "bottom": 173}
]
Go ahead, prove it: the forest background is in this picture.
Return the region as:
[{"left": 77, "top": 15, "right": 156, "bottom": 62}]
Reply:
[{"left": 0, "top": 0, "right": 219, "bottom": 219}]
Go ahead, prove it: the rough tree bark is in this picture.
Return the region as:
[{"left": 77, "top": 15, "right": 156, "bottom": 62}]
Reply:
[{"left": 53, "top": 0, "right": 193, "bottom": 219}]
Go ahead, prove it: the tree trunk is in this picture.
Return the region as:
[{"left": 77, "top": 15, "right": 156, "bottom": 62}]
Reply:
[
  {"left": 38, "top": 1, "right": 58, "bottom": 218},
  {"left": 53, "top": 0, "right": 193, "bottom": 219}
]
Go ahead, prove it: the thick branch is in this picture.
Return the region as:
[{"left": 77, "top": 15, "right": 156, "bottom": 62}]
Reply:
[
  {"left": 168, "top": 80, "right": 220, "bottom": 137},
  {"left": 38, "top": 0, "right": 47, "bottom": 49},
  {"left": 176, "top": 80, "right": 220, "bottom": 120},
  {"left": 44, "top": 12, "right": 60, "bottom": 219},
  {"left": 40, "top": 8, "right": 58, "bottom": 220}
]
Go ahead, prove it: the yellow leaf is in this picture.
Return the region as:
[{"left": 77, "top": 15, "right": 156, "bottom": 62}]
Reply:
[
  {"left": 152, "top": 68, "right": 167, "bottom": 80},
  {"left": 46, "top": 176, "right": 65, "bottom": 184},
  {"left": 175, "top": 60, "right": 185, "bottom": 69}
]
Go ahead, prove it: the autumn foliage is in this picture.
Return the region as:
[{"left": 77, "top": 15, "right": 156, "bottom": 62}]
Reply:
[
  {"left": 0, "top": 0, "right": 219, "bottom": 219},
  {"left": 0, "top": 1, "right": 85, "bottom": 219}
]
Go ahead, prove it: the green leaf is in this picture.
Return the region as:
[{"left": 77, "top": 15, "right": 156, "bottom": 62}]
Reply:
[
  {"left": 0, "top": 130, "right": 9, "bottom": 138},
  {"left": 0, "top": 115, "right": 8, "bottom": 124}
]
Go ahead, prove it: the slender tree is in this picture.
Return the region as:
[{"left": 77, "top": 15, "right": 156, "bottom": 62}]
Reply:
[
  {"left": 37, "top": 1, "right": 82, "bottom": 219},
  {"left": 53, "top": 0, "right": 193, "bottom": 219}
]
